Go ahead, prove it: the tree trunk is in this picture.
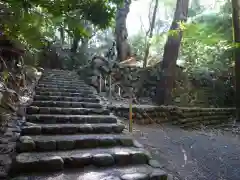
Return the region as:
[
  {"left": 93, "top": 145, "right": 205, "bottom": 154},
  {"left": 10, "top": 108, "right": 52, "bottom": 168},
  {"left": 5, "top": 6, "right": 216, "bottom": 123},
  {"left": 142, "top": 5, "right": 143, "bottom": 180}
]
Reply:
[
  {"left": 59, "top": 25, "right": 65, "bottom": 45},
  {"left": 115, "top": 0, "right": 132, "bottom": 62},
  {"left": 71, "top": 35, "right": 80, "bottom": 53},
  {"left": 155, "top": 0, "right": 189, "bottom": 105},
  {"left": 78, "top": 21, "right": 94, "bottom": 54},
  {"left": 80, "top": 39, "right": 89, "bottom": 52},
  {"left": 70, "top": 34, "right": 80, "bottom": 69},
  {"left": 231, "top": 0, "right": 240, "bottom": 121},
  {"left": 143, "top": 0, "right": 159, "bottom": 68}
]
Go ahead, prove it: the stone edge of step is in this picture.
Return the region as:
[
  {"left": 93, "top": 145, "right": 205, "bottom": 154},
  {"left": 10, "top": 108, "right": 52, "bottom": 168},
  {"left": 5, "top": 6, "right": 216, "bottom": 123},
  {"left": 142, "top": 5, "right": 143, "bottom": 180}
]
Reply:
[
  {"left": 11, "top": 147, "right": 157, "bottom": 174},
  {"left": 21, "top": 123, "right": 125, "bottom": 135},
  {"left": 16, "top": 134, "right": 139, "bottom": 152},
  {"left": 26, "top": 106, "right": 110, "bottom": 115},
  {"left": 10, "top": 164, "right": 168, "bottom": 180}
]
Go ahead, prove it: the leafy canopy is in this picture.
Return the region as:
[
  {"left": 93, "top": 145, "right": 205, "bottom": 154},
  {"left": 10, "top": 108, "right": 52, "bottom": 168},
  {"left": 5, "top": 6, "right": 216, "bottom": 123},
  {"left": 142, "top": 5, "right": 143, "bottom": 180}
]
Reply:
[{"left": 1, "top": 0, "right": 122, "bottom": 49}]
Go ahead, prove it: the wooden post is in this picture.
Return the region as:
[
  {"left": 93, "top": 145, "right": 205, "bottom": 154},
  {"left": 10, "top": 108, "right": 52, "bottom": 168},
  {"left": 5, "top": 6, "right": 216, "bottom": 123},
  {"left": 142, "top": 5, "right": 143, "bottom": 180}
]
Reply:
[
  {"left": 104, "top": 78, "right": 107, "bottom": 90},
  {"left": 118, "top": 86, "right": 121, "bottom": 97},
  {"left": 129, "top": 93, "right": 133, "bottom": 133},
  {"left": 99, "top": 74, "right": 102, "bottom": 93},
  {"left": 109, "top": 74, "right": 112, "bottom": 101}
]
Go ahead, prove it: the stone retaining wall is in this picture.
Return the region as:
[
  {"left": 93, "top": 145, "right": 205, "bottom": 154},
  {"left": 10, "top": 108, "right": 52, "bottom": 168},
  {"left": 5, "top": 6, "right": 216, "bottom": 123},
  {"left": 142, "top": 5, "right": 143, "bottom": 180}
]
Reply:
[
  {"left": 78, "top": 56, "right": 234, "bottom": 107},
  {"left": 77, "top": 56, "right": 192, "bottom": 103},
  {"left": 0, "top": 66, "right": 42, "bottom": 179},
  {"left": 77, "top": 56, "right": 141, "bottom": 98},
  {"left": 108, "top": 104, "right": 235, "bottom": 128}
]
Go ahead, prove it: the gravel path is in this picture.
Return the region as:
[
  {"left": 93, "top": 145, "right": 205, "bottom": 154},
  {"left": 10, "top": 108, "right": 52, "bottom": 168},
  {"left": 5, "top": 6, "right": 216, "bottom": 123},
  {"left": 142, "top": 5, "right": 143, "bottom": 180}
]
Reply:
[{"left": 128, "top": 123, "right": 240, "bottom": 180}]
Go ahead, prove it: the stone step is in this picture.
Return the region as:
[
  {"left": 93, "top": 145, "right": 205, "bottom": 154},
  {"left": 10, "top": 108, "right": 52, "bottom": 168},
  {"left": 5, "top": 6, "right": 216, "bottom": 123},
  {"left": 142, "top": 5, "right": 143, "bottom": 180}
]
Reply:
[
  {"left": 39, "top": 80, "right": 84, "bottom": 84},
  {"left": 27, "top": 106, "right": 110, "bottom": 115},
  {"left": 10, "top": 164, "right": 167, "bottom": 180},
  {"left": 39, "top": 78, "right": 86, "bottom": 85},
  {"left": 40, "top": 77, "right": 80, "bottom": 80},
  {"left": 27, "top": 114, "right": 117, "bottom": 124},
  {"left": 36, "top": 86, "right": 91, "bottom": 91},
  {"left": 42, "top": 77, "right": 80, "bottom": 80},
  {"left": 21, "top": 123, "right": 125, "bottom": 135},
  {"left": 31, "top": 101, "right": 101, "bottom": 108},
  {"left": 44, "top": 70, "right": 71, "bottom": 72},
  {"left": 42, "top": 74, "right": 78, "bottom": 76},
  {"left": 41, "top": 72, "right": 78, "bottom": 75},
  {"left": 43, "top": 71, "right": 75, "bottom": 73},
  {"left": 42, "top": 74, "right": 76, "bottom": 77},
  {"left": 35, "top": 91, "right": 96, "bottom": 97},
  {"left": 40, "top": 75, "right": 82, "bottom": 78},
  {"left": 17, "top": 134, "right": 137, "bottom": 152},
  {"left": 35, "top": 87, "right": 93, "bottom": 93},
  {"left": 41, "top": 75, "right": 80, "bottom": 78},
  {"left": 37, "top": 83, "right": 89, "bottom": 87},
  {"left": 34, "top": 95, "right": 100, "bottom": 103},
  {"left": 38, "top": 83, "right": 88, "bottom": 87},
  {"left": 39, "top": 78, "right": 85, "bottom": 81},
  {"left": 11, "top": 147, "right": 152, "bottom": 174},
  {"left": 39, "top": 80, "right": 86, "bottom": 84},
  {"left": 36, "top": 83, "right": 88, "bottom": 87},
  {"left": 43, "top": 71, "right": 76, "bottom": 73},
  {"left": 44, "top": 69, "right": 73, "bottom": 72},
  {"left": 41, "top": 73, "right": 79, "bottom": 77},
  {"left": 37, "top": 83, "right": 90, "bottom": 88}
]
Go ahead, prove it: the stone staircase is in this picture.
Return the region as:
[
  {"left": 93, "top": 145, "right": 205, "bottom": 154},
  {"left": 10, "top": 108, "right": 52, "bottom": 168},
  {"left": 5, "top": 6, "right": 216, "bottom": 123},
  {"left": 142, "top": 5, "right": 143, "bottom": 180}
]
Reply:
[{"left": 9, "top": 69, "right": 167, "bottom": 180}]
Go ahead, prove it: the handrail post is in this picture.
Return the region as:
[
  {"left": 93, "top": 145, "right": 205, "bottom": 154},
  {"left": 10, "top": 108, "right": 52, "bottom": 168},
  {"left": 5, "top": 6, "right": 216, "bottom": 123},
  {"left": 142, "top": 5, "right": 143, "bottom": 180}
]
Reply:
[
  {"left": 129, "top": 90, "right": 133, "bottom": 133},
  {"left": 118, "top": 86, "right": 121, "bottom": 97},
  {"left": 109, "top": 74, "right": 112, "bottom": 101},
  {"left": 99, "top": 74, "right": 102, "bottom": 93},
  {"left": 104, "top": 77, "right": 107, "bottom": 90}
]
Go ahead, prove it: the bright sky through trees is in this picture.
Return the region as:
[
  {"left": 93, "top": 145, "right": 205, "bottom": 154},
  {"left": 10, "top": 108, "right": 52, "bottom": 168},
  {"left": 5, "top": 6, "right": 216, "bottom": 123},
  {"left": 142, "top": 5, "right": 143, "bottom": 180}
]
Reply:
[{"left": 127, "top": 0, "right": 224, "bottom": 36}]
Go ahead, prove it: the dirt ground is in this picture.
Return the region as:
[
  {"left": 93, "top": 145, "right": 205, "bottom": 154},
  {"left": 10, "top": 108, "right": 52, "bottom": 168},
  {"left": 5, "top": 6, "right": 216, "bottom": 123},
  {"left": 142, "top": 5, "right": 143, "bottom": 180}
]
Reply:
[{"left": 125, "top": 123, "right": 240, "bottom": 180}]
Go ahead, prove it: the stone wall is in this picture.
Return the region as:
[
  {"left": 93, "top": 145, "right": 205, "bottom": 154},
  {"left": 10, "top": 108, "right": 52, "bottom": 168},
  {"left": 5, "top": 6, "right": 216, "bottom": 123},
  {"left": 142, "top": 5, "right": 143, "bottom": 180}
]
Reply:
[
  {"left": 78, "top": 58, "right": 195, "bottom": 105},
  {"left": 0, "top": 66, "right": 42, "bottom": 179},
  {"left": 108, "top": 104, "right": 235, "bottom": 128},
  {"left": 78, "top": 56, "right": 234, "bottom": 107},
  {"left": 77, "top": 56, "right": 142, "bottom": 98}
]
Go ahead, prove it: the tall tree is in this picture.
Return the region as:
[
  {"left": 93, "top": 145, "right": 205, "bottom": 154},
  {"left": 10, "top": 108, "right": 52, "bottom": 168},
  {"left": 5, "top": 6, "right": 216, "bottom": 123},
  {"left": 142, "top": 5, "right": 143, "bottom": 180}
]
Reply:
[
  {"left": 115, "top": 0, "right": 132, "bottom": 62},
  {"left": 155, "top": 0, "right": 189, "bottom": 105},
  {"left": 143, "top": 0, "right": 159, "bottom": 68},
  {"left": 231, "top": 0, "right": 240, "bottom": 121}
]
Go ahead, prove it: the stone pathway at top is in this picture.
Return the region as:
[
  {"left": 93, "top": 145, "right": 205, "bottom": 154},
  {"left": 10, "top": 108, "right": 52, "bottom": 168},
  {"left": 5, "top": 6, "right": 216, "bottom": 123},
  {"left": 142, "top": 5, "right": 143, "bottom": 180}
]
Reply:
[{"left": 9, "top": 69, "right": 167, "bottom": 180}]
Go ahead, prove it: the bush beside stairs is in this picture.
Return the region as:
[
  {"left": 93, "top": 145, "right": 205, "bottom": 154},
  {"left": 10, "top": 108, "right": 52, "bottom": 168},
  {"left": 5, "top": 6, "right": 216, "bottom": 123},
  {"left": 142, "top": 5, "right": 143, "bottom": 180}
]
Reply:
[{"left": 9, "top": 69, "right": 167, "bottom": 180}]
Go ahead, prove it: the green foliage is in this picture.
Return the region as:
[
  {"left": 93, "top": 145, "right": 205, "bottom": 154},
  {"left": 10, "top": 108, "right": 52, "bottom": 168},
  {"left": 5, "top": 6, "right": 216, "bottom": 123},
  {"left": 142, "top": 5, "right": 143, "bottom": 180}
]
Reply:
[
  {"left": 178, "top": 1, "right": 234, "bottom": 107},
  {"left": 129, "top": 32, "right": 146, "bottom": 60},
  {"left": 181, "top": 6, "right": 233, "bottom": 75},
  {"left": 129, "top": 30, "right": 166, "bottom": 64},
  {"left": 1, "top": 0, "right": 121, "bottom": 50},
  {"left": 127, "top": 0, "right": 234, "bottom": 106}
]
